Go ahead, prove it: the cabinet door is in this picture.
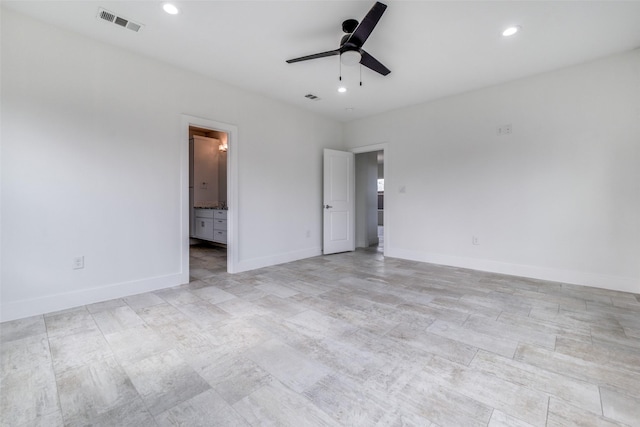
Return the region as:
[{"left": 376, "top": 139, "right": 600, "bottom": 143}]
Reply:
[
  {"left": 194, "top": 218, "right": 214, "bottom": 241},
  {"left": 213, "top": 230, "right": 227, "bottom": 244},
  {"left": 193, "top": 136, "right": 220, "bottom": 206}
]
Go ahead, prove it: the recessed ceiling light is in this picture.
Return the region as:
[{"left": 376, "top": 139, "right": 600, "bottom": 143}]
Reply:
[
  {"left": 345, "top": 107, "right": 354, "bottom": 112},
  {"left": 338, "top": 86, "right": 347, "bottom": 93},
  {"left": 163, "top": 3, "right": 179, "bottom": 15},
  {"left": 502, "top": 26, "right": 521, "bottom": 37}
]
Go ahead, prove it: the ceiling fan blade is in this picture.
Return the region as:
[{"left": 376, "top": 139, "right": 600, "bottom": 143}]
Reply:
[
  {"left": 286, "top": 49, "right": 340, "bottom": 64},
  {"left": 348, "top": 2, "right": 387, "bottom": 47},
  {"left": 360, "top": 50, "right": 391, "bottom": 76}
]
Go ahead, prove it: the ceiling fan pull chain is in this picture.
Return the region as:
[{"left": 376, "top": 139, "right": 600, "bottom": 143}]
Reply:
[
  {"left": 339, "top": 59, "right": 342, "bottom": 81},
  {"left": 360, "top": 64, "right": 363, "bottom": 86}
]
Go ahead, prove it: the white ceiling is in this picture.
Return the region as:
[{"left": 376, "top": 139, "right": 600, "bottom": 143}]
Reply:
[{"left": 4, "top": 1, "right": 640, "bottom": 122}]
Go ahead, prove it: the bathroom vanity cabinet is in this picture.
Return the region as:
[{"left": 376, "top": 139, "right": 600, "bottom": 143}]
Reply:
[{"left": 194, "top": 208, "right": 227, "bottom": 244}]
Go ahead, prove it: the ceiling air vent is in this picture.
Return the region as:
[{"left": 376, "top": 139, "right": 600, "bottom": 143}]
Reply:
[
  {"left": 97, "top": 8, "right": 144, "bottom": 33},
  {"left": 305, "top": 94, "right": 321, "bottom": 101},
  {"left": 126, "top": 22, "right": 142, "bottom": 32},
  {"left": 99, "top": 9, "right": 116, "bottom": 22}
]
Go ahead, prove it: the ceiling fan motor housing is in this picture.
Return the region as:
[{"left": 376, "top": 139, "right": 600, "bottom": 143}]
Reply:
[{"left": 342, "top": 19, "right": 359, "bottom": 34}]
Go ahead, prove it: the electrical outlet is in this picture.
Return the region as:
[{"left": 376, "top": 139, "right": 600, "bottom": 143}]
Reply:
[
  {"left": 497, "top": 124, "right": 512, "bottom": 136},
  {"left": 73, "top": 256, "right": 84, "bottom": 269},
  {"left": 472, "top": 236, "right": 479, "bottom": 245}
]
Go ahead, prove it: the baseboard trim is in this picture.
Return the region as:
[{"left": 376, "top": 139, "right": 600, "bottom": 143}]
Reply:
[
  {"left": 1, "top": 272, "right": 188, "bottom": 322},
  {"left": 386, "top": 248, "right": 639, "bottom": 294},
  {"left": 233, "top": 247, "right": 322, "bottom": 273},
  {"left": 4, "top": 247, "right": 635, "bottom": 322},
  {"left": 2, "top": 246, "right": 323, "bottom": 321}
]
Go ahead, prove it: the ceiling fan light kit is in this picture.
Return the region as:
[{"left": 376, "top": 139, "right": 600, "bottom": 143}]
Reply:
[
  {"left": 286, "top": 1, "right": 391, "bottom": 76},
  {"left": 341, "top": 50, "right": 362, "bottom": 66}
]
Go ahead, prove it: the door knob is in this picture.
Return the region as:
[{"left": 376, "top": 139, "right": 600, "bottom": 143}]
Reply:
[{"left": 324, "top": 204, "right": 333, "bottom": 209}]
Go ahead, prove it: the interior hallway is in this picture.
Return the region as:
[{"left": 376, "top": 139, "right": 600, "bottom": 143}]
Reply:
[{"left": 1, "top": 246, "right": 639, "bottom": 426}]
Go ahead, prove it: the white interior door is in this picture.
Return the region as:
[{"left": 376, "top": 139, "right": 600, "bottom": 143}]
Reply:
[{"left": 323, "top": 149, "right": 355, "bottom": 255}]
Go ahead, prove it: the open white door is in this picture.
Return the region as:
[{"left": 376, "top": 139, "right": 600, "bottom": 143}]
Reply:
[{"left": 323, "top": 149, "right": 355, "bottom": 254}]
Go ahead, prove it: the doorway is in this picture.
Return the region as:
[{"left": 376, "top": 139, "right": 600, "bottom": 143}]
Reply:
[
  {"left": 180, "top": 115, "right": 238, "bottom": 278},
  {"left": 376, "top": 153, "right": 384, "bottom": 252},
  {"left": 189, "top": 126, "right": 228, "bottom": 274},
  {"left": 352, "top": 144, "right": 388, "bottom": 255}
]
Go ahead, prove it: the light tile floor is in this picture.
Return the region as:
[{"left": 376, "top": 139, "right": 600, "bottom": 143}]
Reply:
[{"left": 2, "top": 244, "right": 639, "bottom": 426}]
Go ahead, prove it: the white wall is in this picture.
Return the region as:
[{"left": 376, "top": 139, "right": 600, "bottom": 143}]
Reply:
[
  {"left": 218, "top": 144, "right": 228, "bottom": 203},
  {"left": 345, "top": 50, "right": 640, "bottom": 293},
  {"left": 0, "top": 9, "right": 343, "bottom": 321}
]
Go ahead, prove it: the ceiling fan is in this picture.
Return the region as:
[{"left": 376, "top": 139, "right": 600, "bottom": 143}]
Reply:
[{"left": 286, "top": 1, "right": 391, "bottom": 76}]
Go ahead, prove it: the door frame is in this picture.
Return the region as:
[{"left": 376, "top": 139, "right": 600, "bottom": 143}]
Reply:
[
  {"left": 180, "top": 114, "right": 239, "bottom": 275},
  {"left": 351, "top": 142, "right": 388, "bottom": 257}
]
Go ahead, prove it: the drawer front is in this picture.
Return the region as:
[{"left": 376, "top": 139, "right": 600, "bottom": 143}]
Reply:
[
  {"left": 194, "top": 218, "right": 214, "bottom": 240},
  {"left": 213, "top": 219, "right": 227, "bottom": 231},
  {"left": 214, "top": 210, "right": 228, "bottom": 219},
  {"left": 194, "top": 209, "right": 214, "bottom": 218},
  {"left": 213, "top": 230, "right": 227, "bottom": 244}
]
